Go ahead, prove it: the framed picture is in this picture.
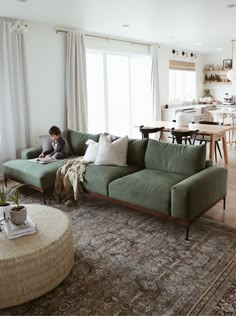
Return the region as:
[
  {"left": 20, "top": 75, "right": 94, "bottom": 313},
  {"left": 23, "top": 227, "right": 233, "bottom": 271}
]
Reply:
[{"left": 223, "top": 59, "right": 232, "bottom": 70}]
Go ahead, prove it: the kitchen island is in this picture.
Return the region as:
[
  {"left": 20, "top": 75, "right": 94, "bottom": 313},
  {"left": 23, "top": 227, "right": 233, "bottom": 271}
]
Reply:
[{"left": 161, "top": 104, "right": 217, "bottom": 122}]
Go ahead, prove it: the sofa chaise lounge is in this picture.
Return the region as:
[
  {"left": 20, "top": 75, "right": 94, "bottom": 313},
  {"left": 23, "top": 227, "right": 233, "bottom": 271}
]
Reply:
[{"left": 3, "top": 129, "right": 228, "bottom": 239}]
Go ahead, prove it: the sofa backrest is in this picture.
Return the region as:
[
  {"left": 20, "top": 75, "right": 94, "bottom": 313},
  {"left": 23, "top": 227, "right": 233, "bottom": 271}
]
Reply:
[
  {"left": 68, "top": 130, "right": 100, "bottom": 155},
  {"left": 127, "top": 138, "right": 148, "bottom": 168},
  {"left": 145, "top": 140, "right": 206, "bottom": 176}
]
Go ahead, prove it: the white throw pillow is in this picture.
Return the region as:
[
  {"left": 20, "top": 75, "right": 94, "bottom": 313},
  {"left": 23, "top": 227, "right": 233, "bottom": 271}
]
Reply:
[
  {"left": 84, "top": 135, "right": 113, "bottom": 162},
  {"left": 95, "top": 134, "right": 128, "bottom": 166},
  {"left": 84, "top": 139, "right": 99, "bottom": 163}
]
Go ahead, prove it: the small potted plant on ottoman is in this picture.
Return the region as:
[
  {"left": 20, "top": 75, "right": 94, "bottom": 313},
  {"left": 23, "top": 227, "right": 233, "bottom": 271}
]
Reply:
[{"left": 8, "top": 185, "right": 27, "bottom": 225}]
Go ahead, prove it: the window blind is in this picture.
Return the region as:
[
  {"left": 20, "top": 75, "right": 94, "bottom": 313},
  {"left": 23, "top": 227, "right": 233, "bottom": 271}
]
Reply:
[{"left": 169, "top": 60, "right": 196, "bottom": 71}]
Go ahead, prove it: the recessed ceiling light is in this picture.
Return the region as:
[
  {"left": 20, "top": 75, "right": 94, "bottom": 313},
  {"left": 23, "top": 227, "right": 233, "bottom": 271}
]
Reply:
[
  {"left": 196, "top": 42, "right": 203, "bottom": 46},
  {"left": 217, "top": 48, "right": 223, "bottom": 51},
  {"left": 17, "top": 0, "right": 29, "bottom": 2},
  {"left": 226, "top": 4, "right": 236, "bottom": 8},
  {"left": 122, "top": 24, "right": 130, "bottom": 28},
  {"left": 169, "top": 36, "right": 175, "bottom": 39}
]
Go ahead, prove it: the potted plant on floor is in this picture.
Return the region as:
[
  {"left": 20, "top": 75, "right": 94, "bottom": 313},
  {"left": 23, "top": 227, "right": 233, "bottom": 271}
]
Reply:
[
  {"left": 8, "top": 185, "right": 27, "bottom": 225},
  {"left": 0, "top": 181, "right": 12, "bottom": 218}
]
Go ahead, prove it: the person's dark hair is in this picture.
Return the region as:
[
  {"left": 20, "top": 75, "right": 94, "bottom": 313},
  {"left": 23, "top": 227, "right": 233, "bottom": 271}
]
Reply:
[{"left": 49, "top": 126, "right": 61, "bottom": 136}]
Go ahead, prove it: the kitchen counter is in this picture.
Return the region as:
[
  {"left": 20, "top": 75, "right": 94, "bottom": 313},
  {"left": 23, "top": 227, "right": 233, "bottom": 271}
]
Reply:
[
  {"left": 161, "top": 104, "right": 216, "bottom": 122},
  {"left": 162, "top": 104, "right": 216, "bottom": 111}
]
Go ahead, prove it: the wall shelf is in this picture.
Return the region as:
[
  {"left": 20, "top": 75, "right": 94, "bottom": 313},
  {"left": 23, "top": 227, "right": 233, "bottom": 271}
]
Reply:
[
  {"left": 203, "top": 66, "right": 231, "bottom": 85},
  {"left": 203, "top": 81, "right": 231, "bottom": 84}
]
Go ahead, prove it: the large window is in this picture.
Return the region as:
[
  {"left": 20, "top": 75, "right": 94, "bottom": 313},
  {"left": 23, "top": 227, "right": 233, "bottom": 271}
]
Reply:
[
  {"left": 86, "top": 50, "right": 151, "bottom": 138},
  {"left": 169, "top": 60, "right": 196, "bottom": 105}
]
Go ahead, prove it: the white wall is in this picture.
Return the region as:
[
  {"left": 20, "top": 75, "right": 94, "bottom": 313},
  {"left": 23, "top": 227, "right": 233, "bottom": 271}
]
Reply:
[
  {"left": 204, "top": 52, "right": 236, "bottom": 103},
  {"left": 24, "top": 21, "right": 66, "bottom": 146},
  {"left": 158, "top": 46, "right": 205, "bottom": 108},
  {"left": 85, "top": 36, "right": 150, "bottom": 55},
  {"left": 23, "top": 21, "right": 207, "bottom": 145}
]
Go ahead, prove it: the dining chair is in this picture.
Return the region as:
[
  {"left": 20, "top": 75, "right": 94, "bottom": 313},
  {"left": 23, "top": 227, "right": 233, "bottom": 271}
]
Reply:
[
  {"left": 139, "top": 125, "right": 165, "bottom": 140},
  {"left": 169, "top": 119, "right": 195, "bottom": 144},
  {"left": 170, "top": 128, "right": 199, "bottom": 145},
  {"left": 196, "top": 121, "right": 222, "bottom": 162}
]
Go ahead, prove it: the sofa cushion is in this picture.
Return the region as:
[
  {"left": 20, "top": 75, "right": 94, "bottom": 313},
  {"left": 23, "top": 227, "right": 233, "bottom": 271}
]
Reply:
[
  {"left": 96, "top": 136, "right": 147, "bottom": 168},
  {"left": 82, "top": 164, "right": 141, "bottom": 196},
  {"left": 68, "top": 130, "right": 100, "bottom": 156},
  {"left": 39, "top": 135, "right": 52, "bottom": 152},
  {"left": 95, "top": 135, "right": 128, "bottom": 166},
  {"left": 62, "top": 129, "right": 73, "bottom": 155},
  {"left": 3, "top": 159, "right": 67, "bottom": 190},
  {"left": 145, "top": 140, "right": 206, "bottom": 176},
  {"left": 109, "top": 169, "right": 188, "bottom": 215},
  {"left": 127, "top": 138, "right": 148, "bottom": 168}
]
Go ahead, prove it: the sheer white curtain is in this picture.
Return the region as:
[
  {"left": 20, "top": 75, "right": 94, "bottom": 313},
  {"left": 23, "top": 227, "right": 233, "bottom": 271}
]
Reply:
[
  {"left": 150, "top": 44, "right": 161, "bottom": 121},
  {"left": 0, "top": 19, "right": 30, "bottom": 179},
  {"left": 66, "top": 31, "right": 88, "bottom": 132}
]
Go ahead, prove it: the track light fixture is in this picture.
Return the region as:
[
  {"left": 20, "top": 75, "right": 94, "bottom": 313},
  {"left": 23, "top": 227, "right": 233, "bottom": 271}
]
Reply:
[
  {"left": 172, "top": 49, "right": 197, "bottom": 59},
  {"left": 172, "top": 49, "right": 179, "bottom": 55},
  {"left": 190, "top": 52, "right": 197, "bottom": 59}
]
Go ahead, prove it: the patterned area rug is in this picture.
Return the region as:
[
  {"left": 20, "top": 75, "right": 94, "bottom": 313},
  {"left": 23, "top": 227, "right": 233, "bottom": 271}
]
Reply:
[{"left": 1, "top": 189, "right": 236, "bottom": 316}]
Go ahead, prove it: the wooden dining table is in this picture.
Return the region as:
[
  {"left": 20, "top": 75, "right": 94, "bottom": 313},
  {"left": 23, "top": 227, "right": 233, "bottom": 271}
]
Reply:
[{"left": 152, "top": 120, "right": 232, "bottom": 165}]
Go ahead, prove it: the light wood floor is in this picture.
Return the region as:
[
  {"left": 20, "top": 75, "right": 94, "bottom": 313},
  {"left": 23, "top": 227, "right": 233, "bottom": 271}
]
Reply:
[{"left": 203, "top": 144, "right": 236, "bottom": 228}]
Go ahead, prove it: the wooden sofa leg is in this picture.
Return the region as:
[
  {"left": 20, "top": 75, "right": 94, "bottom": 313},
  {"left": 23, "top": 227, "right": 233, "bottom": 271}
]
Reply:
[
  {"left": 43, "top": 192, "right": 46, "bottom": 204},
  {"left": 223, "top": 197, "right": 226, "bottom": 211},
  {"left": 185, "top": 225, "right": 190, "bottom": 241}
]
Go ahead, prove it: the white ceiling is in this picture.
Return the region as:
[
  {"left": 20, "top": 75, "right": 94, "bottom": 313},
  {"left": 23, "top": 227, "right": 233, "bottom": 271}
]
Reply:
[{"left": 1, "top": 0, "right": 236, "bottom": 54}]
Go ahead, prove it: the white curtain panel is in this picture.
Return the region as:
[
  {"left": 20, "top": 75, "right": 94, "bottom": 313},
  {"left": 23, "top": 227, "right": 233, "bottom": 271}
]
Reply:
[
  {"left": 150, "top": 44, "right": 161, "bottom": 121},
  {"left": 66, "top": 32, "right": 88, "bottom": 132},
  {"left": 0, "top": 19, "right": 30, "bottom": 179}
]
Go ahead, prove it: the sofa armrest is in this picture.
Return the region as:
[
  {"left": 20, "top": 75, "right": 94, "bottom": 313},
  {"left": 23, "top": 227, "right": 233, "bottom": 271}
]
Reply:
[
  {"left": 205, "top": 160, "right": 213, "bottom": 168},
  {"left": 171, "top": 166, "right": 228, "bottom": 221},
  {"left": 21, "top": 146, "right": 42, "bottom": 159}
]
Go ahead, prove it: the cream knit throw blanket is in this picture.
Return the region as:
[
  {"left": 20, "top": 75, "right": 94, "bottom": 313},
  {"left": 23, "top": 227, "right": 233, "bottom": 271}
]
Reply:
[{"left": 54, "top": 157, "right": 88, "bottom": 205}]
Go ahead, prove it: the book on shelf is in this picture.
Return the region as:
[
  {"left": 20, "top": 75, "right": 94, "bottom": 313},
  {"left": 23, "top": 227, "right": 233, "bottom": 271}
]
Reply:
[
  {"left": 2, "top": 215, "right": 37, "bottom": 239},
  {"left": 28, "top": 156, "right": 57, "bottom": 164}
]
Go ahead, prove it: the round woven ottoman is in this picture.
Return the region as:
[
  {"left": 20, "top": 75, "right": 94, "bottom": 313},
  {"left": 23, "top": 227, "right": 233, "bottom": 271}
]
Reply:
[{"left": 0, "top": 204, "right": 74, "bottom": 309}]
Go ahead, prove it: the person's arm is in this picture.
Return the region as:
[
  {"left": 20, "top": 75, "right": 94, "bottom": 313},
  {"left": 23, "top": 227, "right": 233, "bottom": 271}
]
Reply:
[{"left": 43, "top": 149, "right": 54, "bottom": 156}]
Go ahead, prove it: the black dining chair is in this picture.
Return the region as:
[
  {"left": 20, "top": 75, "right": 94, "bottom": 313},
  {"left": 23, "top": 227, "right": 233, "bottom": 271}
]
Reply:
[
  {"left": 196, "top": 121, "right": 222, "bottom": 162},
  {"left": 169, "top": 119, "right": 196, "bottom": 144},
  {"left": 170, "top": 128, "right": 199, "bottom": 145},
  {"left": 139, "top": 125, "right": 165, "bottom": 140}
]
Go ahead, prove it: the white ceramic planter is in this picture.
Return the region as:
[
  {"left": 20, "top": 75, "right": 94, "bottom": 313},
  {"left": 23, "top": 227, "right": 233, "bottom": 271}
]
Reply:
[
  {"left": 0, "top": 204, "right": 11, "bottom": 219},
  {"left": 10, "top": 206, "right": 27, "bottom": 225}
]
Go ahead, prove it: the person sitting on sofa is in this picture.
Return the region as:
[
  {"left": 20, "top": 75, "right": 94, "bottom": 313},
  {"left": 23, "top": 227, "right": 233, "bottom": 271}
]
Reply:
[{"left": 39, "top": 126, "right": 68, "bottom": 159}]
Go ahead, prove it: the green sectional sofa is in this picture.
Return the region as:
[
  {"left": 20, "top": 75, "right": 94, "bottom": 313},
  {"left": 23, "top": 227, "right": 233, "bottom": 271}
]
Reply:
[{"left": 3, "top": 129, "right": 228, "bottom": 239}]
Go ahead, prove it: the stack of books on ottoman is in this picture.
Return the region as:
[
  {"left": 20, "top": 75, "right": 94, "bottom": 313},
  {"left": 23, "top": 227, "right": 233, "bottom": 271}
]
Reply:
[{"left": 2, "top": 216, "right": 36, "bottom": 239}]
